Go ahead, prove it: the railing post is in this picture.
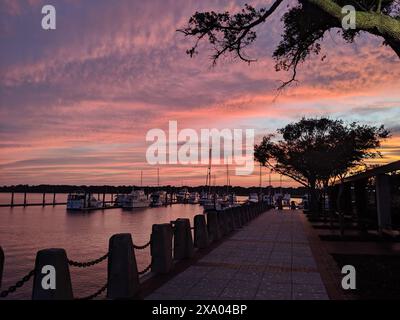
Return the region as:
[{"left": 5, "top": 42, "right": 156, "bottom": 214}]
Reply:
[
  {"left": 0, "top": 246, "right": 4, "bottom": 289},
  {"left": 173, "top": 218, "right": 194, "bottom": 260},
  {"left": 194, "top": 215, "right": 209, "bottom": 249},
  {"left": 107, "top": 233, "right": 139, "bottom": 299},
  {"left": 32, "top": 248, "right": 73, "bottom": 300},
  {"left": 207, "top": 211, "right": 221, "bottom": 242},
  {"left": 234, "top": 207, "right": 242, "bottom": 228},
  {"left": 225, "top": 209, "right": 233, "bottom": 232},
  {"left": 242, "top": 207, "right": 248, "bottom": 224},
  {"left": 151, "top": 224, "right": 173, "bottom": 274},
  {"left": 376, "top": 174, "right": 392, "bottom": 232},
  {"left": 217, "top": 211, "right": 226, "bottom": 237}
]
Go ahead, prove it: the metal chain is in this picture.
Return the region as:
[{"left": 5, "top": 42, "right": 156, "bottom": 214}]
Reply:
[
  {"left": 75, "top": 282, "right": 108, "bottom": 300},
  {"left": 133, "top": 240, "right": 151, "bottom": 250},
  {"left": 0, "top": 269, "right": 35, "bottom": 298},
  {"left": 68, "top": 252, "right": 109, "bottom": 268},
  {"left": 138, "top": 262, "right": 152, "bottom": 275}
]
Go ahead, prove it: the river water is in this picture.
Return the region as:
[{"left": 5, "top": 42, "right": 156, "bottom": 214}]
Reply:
[{"left": 0, "top": 193, "right": 205, "bottom": 299}]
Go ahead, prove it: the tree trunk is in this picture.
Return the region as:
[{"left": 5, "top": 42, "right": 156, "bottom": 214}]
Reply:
[{"left": 309, "top": 180, "right": 319, "bottom": 218}]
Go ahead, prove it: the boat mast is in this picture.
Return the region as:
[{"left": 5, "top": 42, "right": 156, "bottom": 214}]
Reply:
[
  {"left": 157, "top": 168, "right": 160, "bottom": 188},
  {"left": 207, "top": 148, "right": 212, "bottom": 195}
]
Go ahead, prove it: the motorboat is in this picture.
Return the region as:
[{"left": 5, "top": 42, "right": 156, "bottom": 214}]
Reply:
[
  {"left": 188, "top": 192, "right": 200, "bottom": 204},
  {"left": 122, "top": 190, "right": 150, "bottom": 208},
  {"left": 67, "top": 192, "right": 103, "bottom": 210},
  {"left": 248, "top": 193, "right": 259, "bottom": 203},
  {"left": 150, "top": 191, "right": 167, "bottom": 207},
  {"left": 176, "top": 188, "right": 190, "bottom": 203},
  {"left": 199, "top": 192, "right": 211, "bottom": 205}
]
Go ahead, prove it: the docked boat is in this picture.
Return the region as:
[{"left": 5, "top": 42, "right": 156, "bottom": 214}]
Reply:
[
  {"left": 262, "top": 194, "right": 273, "bottom": 206},
  {"left": 199, "top": 192, "right": 211, "bottom": 205},
  {"left": 202, "top": 196, "right": 224, "bottom": 212},
  {"left": 122, "top": 190, "right": 150, "bottom": 209},
  {"left": 224, "top": 193, "right": 240, "bottom": 208},
  {"left": 114, "top": 194, "right": 127, "bottom": 207},
  {"left": 176, "top": 188, "right": 190, "bottom": 203},
  {"left": 67, "top": 192, "right": 103, "bottom": 211},
  {"left": 150, "top": 191, "right": 167, "bottom": 207},
  {"left": 188, "top": 192, "right": 200, "bottom": 204},
  {"left": 248, "top": 193, "right": 259, "bottom": 203}
]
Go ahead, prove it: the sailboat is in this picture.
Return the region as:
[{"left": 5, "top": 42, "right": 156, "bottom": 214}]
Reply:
[{"left": 150, "top": 168, "right": 167, "bottom": 207}]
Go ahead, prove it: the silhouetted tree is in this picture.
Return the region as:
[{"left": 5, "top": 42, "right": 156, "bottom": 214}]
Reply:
[
  {"left": 254, "top": 117, "right": 389, "bottom": 214},
  {"left": 179, "top": 1, "right": 400, "bottom": 89}
]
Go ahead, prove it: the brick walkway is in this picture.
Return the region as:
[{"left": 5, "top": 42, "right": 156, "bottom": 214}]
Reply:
[{"left": 145, "top": 209, "right": 329, "bottom": 300}]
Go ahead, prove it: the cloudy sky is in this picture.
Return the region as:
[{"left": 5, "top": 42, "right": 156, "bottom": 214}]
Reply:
[{"left": 0, "top": 0, "right": 399, "bottom": 187}]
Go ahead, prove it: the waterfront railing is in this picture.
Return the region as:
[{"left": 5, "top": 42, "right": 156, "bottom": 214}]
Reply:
[{"left": 0, "top": 201, "right": 270, "bottom": 300}]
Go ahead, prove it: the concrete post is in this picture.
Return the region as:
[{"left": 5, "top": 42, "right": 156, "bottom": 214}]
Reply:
[
  {"left": 174, "top": 218, "right": 194, "bottom": 260},
  {"left": 234, "top": 207, "right": 242, "bottom": 228},
  {"left": 376, "top": 174, "right": 392, "bottom": 231},
  {"left": 107, "top": 233, "right": 139, "bottom": 299},
  {"left": 151, "top": 224, "right": 173, "bottom": 274},
  {"left": 32, "top": 248, "right": 73, "bottom": 300},
  {"left": 242, "top": 207, "right": 249, "bottom": 224},
  {"left": 194, "top": 215, "right": 209, "bottom": 249},
  {"left": 217, "top": 211, "right": 228, "bottom": 237},
  {"left": 226, "top": 209, "right": 233, "bottom": 232},
  {"left": 207, "top": 211, "right": 221, "bottom": 242},
  {"left": 0, "top": 246, "right": 4, "bottom": 289}
]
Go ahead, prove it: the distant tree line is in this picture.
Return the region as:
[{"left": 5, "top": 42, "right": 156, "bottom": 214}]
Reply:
[{"left": 0, "top": 184, "right": 308, "bottom": 197}]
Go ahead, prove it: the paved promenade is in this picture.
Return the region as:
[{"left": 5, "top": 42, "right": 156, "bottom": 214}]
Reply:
[{"left": 146, "top": 210, "right": 329, "bottom": 300}]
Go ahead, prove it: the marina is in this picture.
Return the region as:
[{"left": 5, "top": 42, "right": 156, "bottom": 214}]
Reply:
[{"left": 0, "top": 197, "right": 204, "bottom": 299}]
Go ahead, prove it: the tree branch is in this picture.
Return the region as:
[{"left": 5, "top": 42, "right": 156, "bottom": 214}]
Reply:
[{"left": 308, "top": 0, "right": 400, "bottom": 41}]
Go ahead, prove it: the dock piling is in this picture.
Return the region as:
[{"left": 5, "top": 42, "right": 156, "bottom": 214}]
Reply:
[
  {"left": 173, "top": 218, "right": 194, "bottom": 260},
  {"left": 150, "top": 224, "right": 173, "bottom": 274},
  {"left": 194, "top": 215, "right": 209, "bottom": 249},
  {"left": 10, "top": 192, "right": 14, "bottom": 207},
  {"left": 107, "top": 233, "right": 139, "bottom": 299},
  {"left": 23, "top": 192, "right": 27, "bottom": 207},
  {"left": 207, "top": 211, "right": 221, "bottom": 243},
  {"left": 32, "top": 248, "right": 73, "bottom": 300}
]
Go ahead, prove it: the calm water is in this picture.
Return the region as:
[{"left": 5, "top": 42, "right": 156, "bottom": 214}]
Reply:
[{"left": 0, "top": 193, "right": 204, "bottom": 299}]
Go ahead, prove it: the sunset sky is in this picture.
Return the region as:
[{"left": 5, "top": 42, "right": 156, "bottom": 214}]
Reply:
[{"left": 0, "top": 0, "right": 399, "bottom": 187}]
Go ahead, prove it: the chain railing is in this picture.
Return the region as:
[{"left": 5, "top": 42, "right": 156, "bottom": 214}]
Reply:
[
  {"left": 138, "top": 261, "right": 152, "bottom": 275},
  {"left": 68, "top": 252, "right": 109, "bottom": 268},
  {"left": 0, "top": 269, "right": 35, "bottom": 298},
  {"left": 0, "top": 202, "right": 269, "bottom": 300},
  {"left": 132, "top": 240, "right": 151, "bottom": 250}
]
